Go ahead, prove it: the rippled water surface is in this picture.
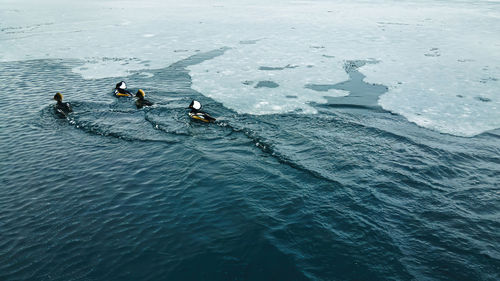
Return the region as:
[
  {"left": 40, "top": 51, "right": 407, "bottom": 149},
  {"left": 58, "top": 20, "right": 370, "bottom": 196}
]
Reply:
[{"left": 0, "top": 55, "right": 499, "bottom": 281}]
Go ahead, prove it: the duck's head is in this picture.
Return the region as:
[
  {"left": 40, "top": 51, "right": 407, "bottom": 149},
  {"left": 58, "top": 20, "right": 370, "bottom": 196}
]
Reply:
[
  {"left": 116, "top": 81, "right": 127, "bottom": 90},
  {"left": 136, "top": 89, "right": 145, "bottom": 99},
  {"left": 188, "top": 100, "right": 202, "bottom": 110},
  {"left": 53, "top": 92, "right": 63, "bottom": 102}
]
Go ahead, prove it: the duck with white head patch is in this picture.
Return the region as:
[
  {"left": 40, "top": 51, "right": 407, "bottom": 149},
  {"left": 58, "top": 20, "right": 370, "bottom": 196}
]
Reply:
[
  {"left": 187, "top": 100, "right": 216, "bottom": 123},
  {"left": 114, "top": 81, "right": 132, "bottom": 97}
]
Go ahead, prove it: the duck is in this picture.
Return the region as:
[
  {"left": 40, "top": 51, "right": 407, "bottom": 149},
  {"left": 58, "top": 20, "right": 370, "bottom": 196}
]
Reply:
[
  {"left": 53, "top": 92, "right": 72, "bottom": 117},
  {"left": 135, "top": 89, "right": 153, "bottom": 109},
  {"left": 187, "top": 100, "right": 216, "bottom": 122},
  {"left": 114, "top": 81, "right": 132, "bottom": 97}
]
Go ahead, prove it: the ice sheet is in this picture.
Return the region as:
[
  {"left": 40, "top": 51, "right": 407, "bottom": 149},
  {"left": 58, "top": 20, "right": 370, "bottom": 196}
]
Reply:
[{"left": 1, "top": 0, "right": 499, "bottom": 136}]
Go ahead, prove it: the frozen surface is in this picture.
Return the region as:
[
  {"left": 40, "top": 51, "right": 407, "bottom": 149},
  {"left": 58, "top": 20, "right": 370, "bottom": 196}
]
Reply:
[{"left": 1, "top": 0, "right": 499, "bottom": 136}]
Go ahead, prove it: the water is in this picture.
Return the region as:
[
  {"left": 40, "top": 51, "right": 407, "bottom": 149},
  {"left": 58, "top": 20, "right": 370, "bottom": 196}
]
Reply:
[
  {"left": 0, "top": 51, "right": 499, "bottom": 281},
  {"left": 1, "top": 1, "right": 500, "bottom": 280}
]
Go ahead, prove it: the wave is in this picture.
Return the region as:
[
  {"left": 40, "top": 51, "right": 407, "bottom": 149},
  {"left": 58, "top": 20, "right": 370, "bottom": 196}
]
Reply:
[{"left": 40, "top": 94, "right": 496, "bottom": 195}]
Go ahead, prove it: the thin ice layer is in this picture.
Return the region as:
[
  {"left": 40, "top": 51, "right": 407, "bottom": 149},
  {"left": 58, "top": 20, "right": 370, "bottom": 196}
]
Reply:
[
  {"left": 188, "top": 0, "right": 500, "bottom": 136},
  {"left": 188, "top": 42, "right": 349, "bottom": 115},
  {"left": 1, "top": 0, "right": 499, "bottom": 136}
]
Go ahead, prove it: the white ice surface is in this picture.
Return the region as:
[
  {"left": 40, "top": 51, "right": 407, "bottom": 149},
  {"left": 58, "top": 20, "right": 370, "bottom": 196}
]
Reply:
[{"left": 1, "top": 0, "right": 499, "bottom": 136}]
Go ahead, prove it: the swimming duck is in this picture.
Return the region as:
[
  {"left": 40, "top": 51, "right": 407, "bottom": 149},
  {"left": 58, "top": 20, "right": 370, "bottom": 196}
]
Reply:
[
  {"left": 135, "top": 89, "right": 153, "bottom": 109},
  {"left": 53, "top": 92, "right": 72, "bottom": 117},
  {"left": 114, "top": 81, "right": 132, "bottom": 97},
  {"left": 187, "top": 100, "right": 216, "bottom": 122}
]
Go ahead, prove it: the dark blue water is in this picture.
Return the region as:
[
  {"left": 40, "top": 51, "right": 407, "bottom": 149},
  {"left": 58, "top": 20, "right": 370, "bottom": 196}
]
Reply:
[{"left": 1, "top": 51, "right": 499, "bottom": 281}]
